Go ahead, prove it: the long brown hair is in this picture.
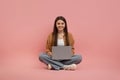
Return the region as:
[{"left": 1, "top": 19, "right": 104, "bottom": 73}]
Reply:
[{"left": 52, "top": 16, "right": 70, "bottom": 46}]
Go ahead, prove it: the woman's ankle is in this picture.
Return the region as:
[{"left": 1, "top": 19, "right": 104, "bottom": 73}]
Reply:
[
  {"left": 63, "top": 64, "right": 77, "bottom": 70},
  {"left": 47, "top": 64, "right": 52, "bottom": 70}
]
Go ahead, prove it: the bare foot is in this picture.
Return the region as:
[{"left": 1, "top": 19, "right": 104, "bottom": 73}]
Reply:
[
  {"left": 64, "top": 64, "right": 77, "bottom": 70},
  {"left": 47, "top": 64, "right": 52, "bottom": 70}
]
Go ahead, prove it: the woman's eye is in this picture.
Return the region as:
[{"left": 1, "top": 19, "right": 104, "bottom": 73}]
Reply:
[
  {"left": 61, "top": 23, "right": 64, "bottom": 25},
  {"left": 57, "top": 23, "right": 60, "bottom": 25}
]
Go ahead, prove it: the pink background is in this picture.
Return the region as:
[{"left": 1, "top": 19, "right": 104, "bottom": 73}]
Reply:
[{"left": 0, "top": 0, "right": 120, "bottom": 80}]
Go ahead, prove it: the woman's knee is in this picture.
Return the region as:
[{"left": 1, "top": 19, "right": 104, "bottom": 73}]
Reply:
[
  {"left": 74, "top": 54, "right": 82, "bottom": 64},
  {"left": 39, "top": 53, "right": 48, "bottom": 61},
  {"left": 78, "top": 54, "right": 82, "bottom": 61}
]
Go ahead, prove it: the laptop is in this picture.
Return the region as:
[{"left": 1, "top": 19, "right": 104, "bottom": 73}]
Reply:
[{"left": 52, "top": 46, "right": 72, "bottom": 60}]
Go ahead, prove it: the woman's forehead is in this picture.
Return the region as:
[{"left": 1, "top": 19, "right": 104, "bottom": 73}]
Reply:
[{"left": 56, "top": 20, "right": 65, "bottom": 23}]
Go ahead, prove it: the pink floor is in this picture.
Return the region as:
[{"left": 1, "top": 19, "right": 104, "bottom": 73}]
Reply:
[{"left": 0, "top": 51, "right": 119, "bottom": 80}]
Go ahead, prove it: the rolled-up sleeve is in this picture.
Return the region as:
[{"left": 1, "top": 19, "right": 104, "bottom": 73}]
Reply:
[
  {"left": 69, "top": 33, "right": 75, "bottom": 54},
  {"left": 45, "top": 33, "right": 52, "bottom": 55}
]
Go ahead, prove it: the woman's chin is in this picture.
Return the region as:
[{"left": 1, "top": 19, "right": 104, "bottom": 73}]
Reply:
[{"left": 58, "top": 30, "right": 64, "bottom": 32}]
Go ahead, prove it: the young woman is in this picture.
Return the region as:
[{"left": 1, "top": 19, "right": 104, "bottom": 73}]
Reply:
[{"left": 39, "top": 16, "right": 82, "bottom": 70}]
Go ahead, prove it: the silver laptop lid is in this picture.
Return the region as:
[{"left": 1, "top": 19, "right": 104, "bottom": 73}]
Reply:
[{"left": 52, "top": 46, "right": 72, "bottom": 60}]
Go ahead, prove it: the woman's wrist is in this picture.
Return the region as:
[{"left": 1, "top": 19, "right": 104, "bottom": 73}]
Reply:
[{"left": 48, "top": 52, "right": 52, "bottom": 56}]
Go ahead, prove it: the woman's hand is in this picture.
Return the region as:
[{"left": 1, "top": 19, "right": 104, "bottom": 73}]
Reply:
[{"left": 48, "top": 52, "right": 52, "bottom": 56}]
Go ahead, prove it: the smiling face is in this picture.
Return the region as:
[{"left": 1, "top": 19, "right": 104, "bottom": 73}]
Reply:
[{"left": 56, "top": 20, "right": 65, "bottom": 32}]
